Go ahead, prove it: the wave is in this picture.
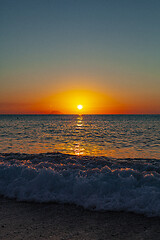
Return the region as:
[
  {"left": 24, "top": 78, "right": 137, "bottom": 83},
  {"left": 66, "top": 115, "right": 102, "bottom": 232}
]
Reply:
[{"left": 0, "top": 152, "right": 160, "bottom": 217}]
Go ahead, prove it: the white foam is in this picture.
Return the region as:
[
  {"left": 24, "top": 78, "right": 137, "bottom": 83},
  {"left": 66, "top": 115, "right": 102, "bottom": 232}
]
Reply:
[{"left": 0, "top": 153, "right": 160, "bottom": 216}]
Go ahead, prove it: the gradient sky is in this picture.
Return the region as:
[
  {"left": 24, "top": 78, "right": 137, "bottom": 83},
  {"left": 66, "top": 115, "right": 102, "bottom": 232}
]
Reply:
[{"left": 0, "top": 0, "right": 160, "bottom": 114}]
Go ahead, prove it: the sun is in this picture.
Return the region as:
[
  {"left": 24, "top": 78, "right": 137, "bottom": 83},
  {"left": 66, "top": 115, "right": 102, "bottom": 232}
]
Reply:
[{"left": 77, "top": 104, "right": 83, "bottom": 110}]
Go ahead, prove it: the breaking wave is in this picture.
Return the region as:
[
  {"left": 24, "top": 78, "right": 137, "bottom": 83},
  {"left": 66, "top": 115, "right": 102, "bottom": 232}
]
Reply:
[{"left": 0, "top": 152, "right": 160, "bottom": 217}]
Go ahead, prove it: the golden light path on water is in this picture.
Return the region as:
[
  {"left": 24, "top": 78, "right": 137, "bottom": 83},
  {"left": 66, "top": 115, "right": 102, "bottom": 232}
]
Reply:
[
  {"left": 48, "top": 115, "right": 159, "bottom": 158},
  {"left": 0, "top": 114, "right": 159, "bottom": 159}
]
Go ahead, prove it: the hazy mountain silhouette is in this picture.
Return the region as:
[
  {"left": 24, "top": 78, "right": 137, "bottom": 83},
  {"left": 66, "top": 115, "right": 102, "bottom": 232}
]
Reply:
[{"left": 50, "top": 110, "right": 63, "bottom": 114}]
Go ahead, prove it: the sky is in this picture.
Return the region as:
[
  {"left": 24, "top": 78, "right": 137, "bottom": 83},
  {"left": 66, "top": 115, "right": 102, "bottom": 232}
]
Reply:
[{"left": 0, "top": 0, "right": 160, "bottom": 114}]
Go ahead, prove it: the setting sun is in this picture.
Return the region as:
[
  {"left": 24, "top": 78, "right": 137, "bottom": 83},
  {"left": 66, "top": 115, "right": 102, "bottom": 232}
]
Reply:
[{"left": 77, "top": 104, "right": 83, "bottom": 110}]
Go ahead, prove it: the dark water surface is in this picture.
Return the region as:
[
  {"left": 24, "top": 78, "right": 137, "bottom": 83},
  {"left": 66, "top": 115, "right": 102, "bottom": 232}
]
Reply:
[{"left": 0, "top": 114, "right": 159, "bottom": 158}]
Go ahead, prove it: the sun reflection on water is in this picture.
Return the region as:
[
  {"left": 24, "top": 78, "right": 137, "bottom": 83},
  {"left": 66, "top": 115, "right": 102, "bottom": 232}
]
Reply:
[
  {"left": 0, "top": 115, "right": 159, "bottom": 159},
  {"left": 72, "top": 115, "right": 85, "bottom": 155}
]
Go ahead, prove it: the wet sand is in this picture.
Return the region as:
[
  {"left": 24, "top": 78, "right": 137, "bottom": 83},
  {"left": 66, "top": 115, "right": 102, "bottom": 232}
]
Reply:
[{"left": 0, "top": 197, "right": 160, "bottom": 240}]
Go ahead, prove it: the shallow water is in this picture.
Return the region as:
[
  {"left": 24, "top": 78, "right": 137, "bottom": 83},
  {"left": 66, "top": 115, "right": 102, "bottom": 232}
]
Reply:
[
  {"left": 0, "top": 152, "right": 160, "bottom": 216},
  {"left": 0, "top": 114, "right": 159, "bottom": 158}
]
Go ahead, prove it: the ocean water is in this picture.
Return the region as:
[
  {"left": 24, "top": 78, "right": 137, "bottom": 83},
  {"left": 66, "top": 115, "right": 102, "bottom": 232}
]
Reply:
[{"left": 0, "top": 114, "right": 160, "bottom": 216}]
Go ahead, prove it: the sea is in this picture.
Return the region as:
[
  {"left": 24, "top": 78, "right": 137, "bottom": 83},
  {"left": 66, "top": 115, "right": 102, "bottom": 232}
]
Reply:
[{"left": 0, "top": 114, "right": 160, "bottom": 216}]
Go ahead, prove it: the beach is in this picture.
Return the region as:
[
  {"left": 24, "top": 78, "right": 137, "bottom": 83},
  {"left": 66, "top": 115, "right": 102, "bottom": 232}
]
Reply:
[
  {"left": 0, "top": 115, "right": 160, "bottom": 239},
  {"left": 1, "top": 0, "right": 160, "bottom": 238},
  {"left": 0, "top": 197, "right": 160, "bottom": 240}
]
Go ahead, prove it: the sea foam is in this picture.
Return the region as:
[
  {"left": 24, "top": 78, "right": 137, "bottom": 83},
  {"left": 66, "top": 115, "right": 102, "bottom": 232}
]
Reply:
[{"left": 0, "top": 152, "right": 160, "bottom": 217}]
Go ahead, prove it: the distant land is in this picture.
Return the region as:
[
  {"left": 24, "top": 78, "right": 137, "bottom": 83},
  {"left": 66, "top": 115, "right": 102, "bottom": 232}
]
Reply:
[{"left": 50, "top": 111, "right": 63, "bottom": 115}]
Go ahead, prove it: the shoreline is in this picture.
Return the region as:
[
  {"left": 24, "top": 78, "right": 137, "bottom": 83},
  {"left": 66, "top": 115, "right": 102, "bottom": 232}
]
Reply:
[{"left": 0, "top": 197, "right": 160, "bottom": 240}]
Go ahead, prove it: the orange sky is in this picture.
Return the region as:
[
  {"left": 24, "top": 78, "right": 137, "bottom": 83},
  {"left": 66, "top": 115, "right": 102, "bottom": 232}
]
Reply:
[
  {"left": 1, "top": 85, "right": 159, "bottom": 115},
  {"left": 28, "top": 89, "right": 125, "bottom": 115},
  {"left": 0, "top": 72, "right": 159, "bottom": 115},
  {"left": 0, "top": 71, "right": 159, "bottom": 115},
  {"left": 1, "top": 1, "right": 160, "bottom": 115}
]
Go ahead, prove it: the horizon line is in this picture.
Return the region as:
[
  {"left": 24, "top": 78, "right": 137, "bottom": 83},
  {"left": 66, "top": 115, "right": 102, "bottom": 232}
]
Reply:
[{"left": 0, "top": 113, "right": 159, "bottom": 116}]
